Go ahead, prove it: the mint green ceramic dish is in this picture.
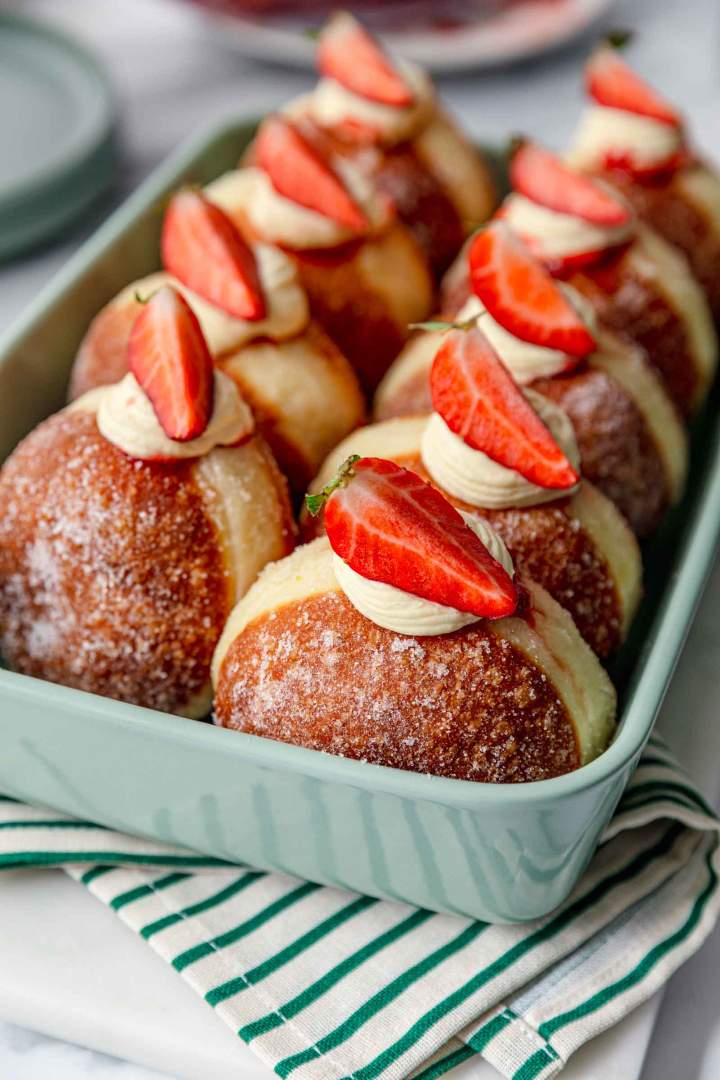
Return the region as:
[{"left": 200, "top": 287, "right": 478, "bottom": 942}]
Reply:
[{"left": 1, "top": 120, "right": 719, "bottom": 923}]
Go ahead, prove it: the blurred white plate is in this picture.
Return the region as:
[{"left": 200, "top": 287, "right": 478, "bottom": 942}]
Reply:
[{"left": 192, "top": 0, "right": 617, "bottom": 73}]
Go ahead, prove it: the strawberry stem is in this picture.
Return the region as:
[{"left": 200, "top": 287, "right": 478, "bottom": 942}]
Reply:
[
  {"left": 305, "top": 454, "right": 360, "bottom": 517},
  {"left": 409, "top": 317, "right": 480, "bottom": 334},
  {"left": 507, "top": 133, "right": 527, "bottom": 159},
  {"left": 409, "top": 311, "right": 489, "bottom": 334},
  {"left": 605, "top": 28, "right": 634, "bottom": 49},
  {"left": 134, "top": 288, "right": 161, "bottom": 305}
]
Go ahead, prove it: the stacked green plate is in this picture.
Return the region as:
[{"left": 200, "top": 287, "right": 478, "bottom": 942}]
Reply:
[{"left": 0, "top": 12, "right": 117, "bottom": 261}]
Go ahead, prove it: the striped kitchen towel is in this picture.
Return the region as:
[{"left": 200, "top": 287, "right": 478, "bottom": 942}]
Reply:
[{"left": 1, "top": 733, "right": 718, "bottom": 1080}]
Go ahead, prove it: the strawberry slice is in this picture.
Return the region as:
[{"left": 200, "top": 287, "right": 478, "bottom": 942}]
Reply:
[
  {"left": 161, "top": 189, "right": 265, "bottom": 321},
  {"left": 128, "top": 286, "right": 214, "bottom": 443},
  {"left": 586, "top": 45, "right": 681, "bottom": 128},
  {"left": 317, "top": 12, "right": 414, "bottom": 108},
  {"left": 511, "top": 141, "right": 632, "bottom": 226},
  {"left": 312, "top": 456, "right": 517, "bottom": 619},
  {"left": 468, "top": 222, "right": 596, "bottom": 359},
  {"left": 431, "top": 328, "right": 580, "bottom": 490},
  {"left": 255, "top": 116, "right": 368, "bottom": 232}
]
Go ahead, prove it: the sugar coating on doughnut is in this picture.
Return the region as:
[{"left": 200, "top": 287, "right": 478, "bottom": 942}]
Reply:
[
  {"left": 0, "top": 409, "right": 231, "bottom": 715},
  {"left": 214, "top": 539, "right": 616, "bottom": 781},
  {"left": 217, "top": 588, "right": 581, "bottom": 783}
]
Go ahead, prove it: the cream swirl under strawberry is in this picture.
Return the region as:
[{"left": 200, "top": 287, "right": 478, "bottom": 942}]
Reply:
[
  {"left": 500, "top": 142, "right": 636, "bottom": 272},
  {"left": 452, "top": 220, "right": 598, "bottom": 384},
  {"left": 295, "top": 63, "right": 435, "bottom": 148},
  {"left": 91, "top": 286, "right": 253, "bottom": 461},
  {"left": 111, "top": 245, "right": 309, "bottom": 357},
  {"left": 95, "top": 368, "right": 252, "bottom": 461},
  {"left": 452, "top": 291, "right": 596, "bottom": 385},
  {"left": 502, "top": 193, "right": 634, "bottom": 267},
  {"left": 300, "top": 11, "right": 435, "bottom": 147},
  {"left": 207, "top": 148, "right": 391, "bottom": 252},
  {"left": 565, "top": 45, "right": 720, "bottom": 335},
  {"left": 570, "top": 45, "right": 685, "bottom": 178},
  {"left": 571, "top": 107, "right": 684, "bottom": 177},
  {"left": 421, "top": 390, "right": 580, "bottom": 510},
  {"left": 207, "top": 114, "right": 434, "bottom": 396},
  {"left": 332, "top": 510, "right": 513, "bottom": 636},
  {"left": 304, "top": 455, "right": 517, "bottom": 637}
]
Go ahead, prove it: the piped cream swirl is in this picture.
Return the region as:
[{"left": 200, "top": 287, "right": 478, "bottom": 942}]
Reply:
[
  {"left": 96, "top": 370, "right": 254, "bottom": 460},
  {"left": 207, "top": 164, "right": 392, "bottom": 251},
  {"left": 114, "top": 245, "right": 309, "bottom": 357},
  {"left": 332, "top": 512, "right": 513, "bottom": 636},
  {"left": 503, "top": 191, "right": 634, "bottom": 262},
  {"left": 455, "top": 289, "right": 597, "bottom": 385},
  {"left": 421, "top": 391, "right": 580, "bottom": 510},
  {"left": 570, "top": 106, "right": 683, "bottom": 174},
  {"left": 295, "top": 60, "right": 435, "bottom": 147}
]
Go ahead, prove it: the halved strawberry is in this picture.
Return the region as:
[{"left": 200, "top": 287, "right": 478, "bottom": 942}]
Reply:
[
  {"left": 311, "top": 455, "right": 517, "bottom": 619},
  {"left": 161, "top": 189, "right": 266, "bottom": 321},
  {"left": 317, "top": 12, "right": 414, "bottom": 108},
  {"left": 431, "top": 328, "right": 579, "bottom": 490},
  {"left": 128, "top": 286, "right": 214, "bottom": 443},
  {"left": 586, "top": 45, "right": 681, "bottom": 128},
  {"left": 511, "top": 141, "right": 632, "bottom": 226},
  {"left": 468, "top": 222, "right": 596, "bottom": 359},
  {"left": 255, "top": 115, "right": 368, "bottom": 232}
]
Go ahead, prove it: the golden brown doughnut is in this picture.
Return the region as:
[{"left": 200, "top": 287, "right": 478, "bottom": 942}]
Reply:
[
  {"left": 213, "top": 538, "right": 617, "bottom": 783},
  {"left": 0, "top": 403, "right": 294, "bottom": 717}
]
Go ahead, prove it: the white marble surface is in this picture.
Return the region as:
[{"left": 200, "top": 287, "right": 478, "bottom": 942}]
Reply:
[
  {"left": 0, "top": 1022, "right": 163, "bottom": 1080},
  {"left": 1, "top": 0, "right": 719, "bottom": 1076}
]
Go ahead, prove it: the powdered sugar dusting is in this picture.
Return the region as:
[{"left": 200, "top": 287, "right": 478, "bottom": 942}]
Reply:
[
  {"left": 0, "top": 410, "right": 231, "bottom": 714},
  {"left": 216, "top": 588, "right": 579, "bottom": 783}
]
